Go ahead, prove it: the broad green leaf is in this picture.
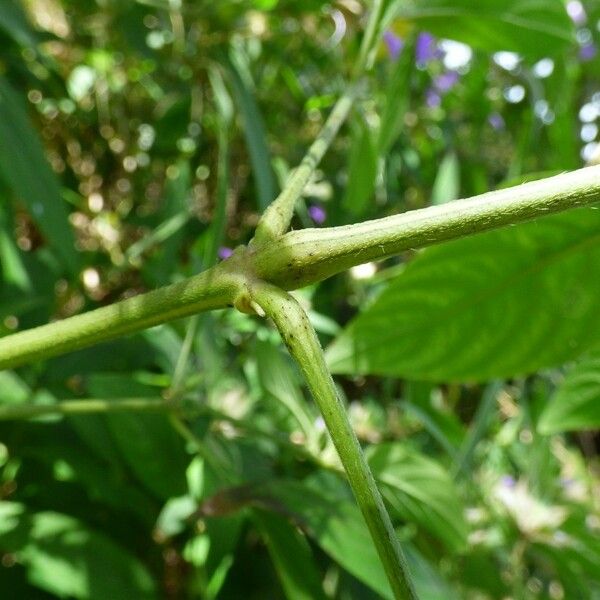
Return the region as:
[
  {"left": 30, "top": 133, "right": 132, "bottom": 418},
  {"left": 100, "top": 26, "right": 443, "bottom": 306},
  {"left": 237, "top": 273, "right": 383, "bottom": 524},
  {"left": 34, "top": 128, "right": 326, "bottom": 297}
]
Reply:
[
  {"left": 254, "top": 510, "right": 326, "bottom": 600},
  {"left": 538, "top": 354, "right": 600, "bottom": 434},
  {"left": 261, "top": 475, "right": 457, "bottom": 599},
  {"left": 0, "top": 78, "right": 78, "bottom": 272},
  {"left": 255, "top": 339, "right": 315, "bottom": 439},
  {"left": 87, "top": 373, "right": 188, "bottom": 499},
  {"left": 327, "top": 207, "right": 600, "bottom": 382},
  {"left": 0, "top": 506, "right": 156, "bottom": 599},
  {"left": 366, "top": 443, "right": 468, "bottom": 551},
  {"left": 262, "top": 478, "right": 394, "bottom": 599},
  {"left": 387, "top": 0, "right": 573, "bottom": 57},
  {"left": 342, "top": 117, "right": 378, "bottom": 218}
]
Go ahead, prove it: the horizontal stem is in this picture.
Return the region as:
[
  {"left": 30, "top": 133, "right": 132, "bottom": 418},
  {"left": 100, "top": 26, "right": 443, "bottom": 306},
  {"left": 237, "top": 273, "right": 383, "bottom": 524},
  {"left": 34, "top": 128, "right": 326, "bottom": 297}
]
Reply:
[
  {"left": 251, "top": 282, "right": 417, "bottom": 599},
  {"left": 0, "top": 398, "right": 170, "bottom": 420},
  {"left": 0, "top": 258, "right": 242, "bottom": 371},
  {"left": 254, "top": 166, "right": 600, "bottom": 288}
]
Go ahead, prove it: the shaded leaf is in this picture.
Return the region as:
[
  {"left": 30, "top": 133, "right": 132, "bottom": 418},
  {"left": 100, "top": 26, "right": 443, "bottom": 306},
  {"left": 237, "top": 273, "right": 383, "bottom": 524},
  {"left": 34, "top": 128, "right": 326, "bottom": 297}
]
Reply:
[
  {"left": 0, "top": 505, "right": 157, "bottom": 599},
  {"left": 254, "top": 510, "right": 326, "bottom": 600}
]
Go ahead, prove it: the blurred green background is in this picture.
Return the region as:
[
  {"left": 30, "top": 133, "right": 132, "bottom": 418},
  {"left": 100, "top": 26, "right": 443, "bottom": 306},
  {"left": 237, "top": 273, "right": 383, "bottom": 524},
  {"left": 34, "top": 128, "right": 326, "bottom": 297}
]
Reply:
[{"left": 1, "top": 0, "right": 600, "bottom": 598}]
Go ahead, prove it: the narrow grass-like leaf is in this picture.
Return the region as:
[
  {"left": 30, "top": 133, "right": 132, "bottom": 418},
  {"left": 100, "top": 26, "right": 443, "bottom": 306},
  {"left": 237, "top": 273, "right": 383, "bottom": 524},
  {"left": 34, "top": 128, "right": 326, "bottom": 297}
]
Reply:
[
  {"left": 226, "top": 48, "right": 277, "bottom": 211},
  {"left": 0, "top": 0, "right": 37, "bottom": 47},
  {"left": 342, "top": 117, "right": 378, "bottom": 218},
  {"left": 0, "top": 77, "right": 78, "bottom": 272}
]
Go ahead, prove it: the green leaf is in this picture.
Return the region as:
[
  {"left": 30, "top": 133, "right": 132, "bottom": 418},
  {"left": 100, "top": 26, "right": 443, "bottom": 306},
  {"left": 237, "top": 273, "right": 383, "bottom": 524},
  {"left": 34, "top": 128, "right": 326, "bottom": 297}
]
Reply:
[
  {"left": 388, "top": 0, "right": 573, "bottom": 57},
  {"left": 366, "top": 443, "right": 468, "bottom": 551},
  {"left": 227, "top": 47, "right": 277, "bottom": 211},
  {"left": 0, "top": 0, "right": 37, "bottom": 47},
  {"left": 254, "top": 510, "right": 326, "bottom": 600},
  {"left": 87, "top": 373, "right": 188, "bottom": 499},
  {"left": 377, "top": 43, "right": 412, "bottom": 155},
  {"left": 327, "top": 207, "right": 600, "bottom": 382},
  {"left": 538, "top": 354, "right": 600, "bottom": 434},
  {"left": 0, "top": 506, "right": 157, "bottom": 599},
  {"left": 431, "top": 152, "right": 460, "bottom": 205},
  {"left": 0, "top": 78, "right": 79, "bottom": 272},
  {"left": 342, "top": 117, "right": 378, "bottom": 218},
  {"left": 261, "top": 475, "right": 456, "bottom": 599},
  {"left": 262, "top": 478, "right": 394, "bottom": 599}
]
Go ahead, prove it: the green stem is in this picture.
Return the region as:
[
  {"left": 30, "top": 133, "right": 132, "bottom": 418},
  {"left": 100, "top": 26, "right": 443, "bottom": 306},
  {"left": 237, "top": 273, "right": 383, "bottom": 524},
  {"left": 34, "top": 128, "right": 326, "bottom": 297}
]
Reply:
[
  {"left": 254, "top": 166, "right": 600, "bottom": 289},
  {"left": 0, "top": 398, "right": 171, "bottom": 420},
  {"left": 0, "top": 255, "right": 242, "bottom": 371},
  {"left": 2, "top": 167, "right": 599, "bottom": 371},
  {"left": 250, "top": 282, "right": 417, "bottom": 600},
  {"left": 253, "top": 86, "right": 358, "bottom": 242}
]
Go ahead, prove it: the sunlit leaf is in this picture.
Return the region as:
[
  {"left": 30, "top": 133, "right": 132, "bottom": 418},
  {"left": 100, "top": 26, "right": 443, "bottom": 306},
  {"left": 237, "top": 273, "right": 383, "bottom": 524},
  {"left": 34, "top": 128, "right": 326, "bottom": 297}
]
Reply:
[
  {"left": 327, "top": 207, "right": 600, "bottom": 381},
  {"left": 387, "top": 0, "right": 574, "bottom": 56},
  {"left": 538, "top": 354, "right": 600, "bottom": 433}
]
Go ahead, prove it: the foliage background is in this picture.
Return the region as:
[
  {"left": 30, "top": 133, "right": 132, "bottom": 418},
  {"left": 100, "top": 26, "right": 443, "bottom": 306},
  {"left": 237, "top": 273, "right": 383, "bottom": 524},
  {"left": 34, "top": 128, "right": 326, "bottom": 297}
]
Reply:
[{"left": 1, "top": 0, "right": 600, "bottom": 598}]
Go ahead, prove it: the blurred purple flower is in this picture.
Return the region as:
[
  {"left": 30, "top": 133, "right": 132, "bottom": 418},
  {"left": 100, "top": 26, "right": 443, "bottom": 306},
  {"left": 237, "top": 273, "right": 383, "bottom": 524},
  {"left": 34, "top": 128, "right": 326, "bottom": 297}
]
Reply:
[
  {"left": 308, "top": 204, "right": 326, "bottom": 224},
  {"left": 434, "top": 70, "right": 459, "bottom": 93},
  {"left": 425, "top": 88, "right": 441, "bottom": 108},
  {"left": 567, "top": 0, "right": 587, "bottom": 26},
  {"left": 488, "top": 112, "right": 505, "bottom": 130},
  {"left": 218, "top": 246, "right": 233, "bottom": 260},
  {"left": 383, "top": 31, "right": 404, "bottom": 61},
  {"left": 416, "top": 32, "right": 440, "bottom": 65},
  {"left": 500, "top": 475, "right": 516, "bottom": 488},
  {"left": 580, "top": 43, "right": 598, "bottom": 61}
]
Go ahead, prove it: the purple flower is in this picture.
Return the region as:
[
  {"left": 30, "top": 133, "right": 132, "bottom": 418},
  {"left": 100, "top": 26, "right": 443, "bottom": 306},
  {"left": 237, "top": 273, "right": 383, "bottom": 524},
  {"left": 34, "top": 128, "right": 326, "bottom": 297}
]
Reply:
[
  {"left": 308, "top": 204, "right": 326, "bottom": 224},
  {"left": 580, "top": 43, "right": 598, "bottom": 62},
  {"left": 416, "top": 32, "right": 439, "bottom": 66},
  {"left": 383, "top": 31, "right": 404, "bottom": 61},
  {"left": 488, "top": 112, "right": 505, "bottom": 130},
  {"left": 218, "top": 246, "right": 233, "bottom": 260},
  {"left": 425, "top": 88, "right": 441, "bottom": 108},
  {"left": 567, "top": 1, "right": 587, "bottom": 26},
  {"left": 434, "top": 70, "right": 459, "bottom": 93},
  {"left": 500, "top": 475, "right": 516, "bottom": 488}
]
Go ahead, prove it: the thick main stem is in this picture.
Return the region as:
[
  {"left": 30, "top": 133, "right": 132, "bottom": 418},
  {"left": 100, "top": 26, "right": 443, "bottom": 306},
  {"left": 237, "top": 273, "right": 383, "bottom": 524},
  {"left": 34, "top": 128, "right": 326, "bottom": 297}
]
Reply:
[
  {"left": 255, "top": 166, "right": 600, "bottom": 288},
  {"left": 250, "top": 282, "right": 417, "bottom": 600}
]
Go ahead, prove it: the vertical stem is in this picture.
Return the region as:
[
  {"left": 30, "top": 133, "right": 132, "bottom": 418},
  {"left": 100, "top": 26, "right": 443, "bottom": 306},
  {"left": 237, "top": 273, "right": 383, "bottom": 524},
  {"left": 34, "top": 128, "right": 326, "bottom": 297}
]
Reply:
[
  {"left": 250, "top": 283, "right": 417, "bottom": 600},
  {"left": 253, "top": 86, "right": 357, "bottom": 242}
]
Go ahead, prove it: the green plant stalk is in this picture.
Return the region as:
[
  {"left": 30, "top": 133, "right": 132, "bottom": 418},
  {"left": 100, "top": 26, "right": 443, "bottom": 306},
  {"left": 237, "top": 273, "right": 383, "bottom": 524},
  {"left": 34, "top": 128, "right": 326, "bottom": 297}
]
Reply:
[
  {"left": 250, "top": 282, "right": 417, "bottom": 600},
  {"left": 1, "top": 167, "right": 599, "bottom": 371},
  {"left": 0, "top": 257, "right": 243, "bottom": 370},
  {"left": 253, "top": 166, "right": 600, "bottom": 288},
  {"left": 253, "top": 87, "right": 357, "bottom": 242},
  {"left": 0, "top": 398, "right": 170, "bottom": 420}
]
